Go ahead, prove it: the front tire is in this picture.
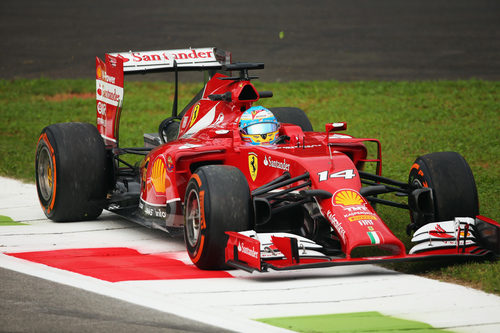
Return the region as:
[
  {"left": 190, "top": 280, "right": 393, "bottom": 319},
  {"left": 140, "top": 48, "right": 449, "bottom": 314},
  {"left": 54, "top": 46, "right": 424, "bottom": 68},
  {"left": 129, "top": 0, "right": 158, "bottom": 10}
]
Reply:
[
  {"left": 35, "top": 122, "right": 108, "bottom": 221},
  {"left": 184, "top": 165, "right": 252, "bottom": 269},
  {"left": 408, "top": 151, "right": 479, "bottom": 229}
]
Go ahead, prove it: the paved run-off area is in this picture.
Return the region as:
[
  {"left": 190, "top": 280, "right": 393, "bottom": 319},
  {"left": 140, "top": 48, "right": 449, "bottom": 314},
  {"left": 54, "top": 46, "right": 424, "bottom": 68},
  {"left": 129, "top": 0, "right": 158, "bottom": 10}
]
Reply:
[{"left": 1, "top": 176, "right": 499, "bottom": 332}]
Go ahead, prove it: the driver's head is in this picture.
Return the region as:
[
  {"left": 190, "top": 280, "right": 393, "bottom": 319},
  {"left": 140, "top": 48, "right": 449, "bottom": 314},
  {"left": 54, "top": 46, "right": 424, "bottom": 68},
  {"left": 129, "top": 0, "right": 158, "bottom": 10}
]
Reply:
[{"left": 239, "top": 107, "right": 280, "bottom": 145}]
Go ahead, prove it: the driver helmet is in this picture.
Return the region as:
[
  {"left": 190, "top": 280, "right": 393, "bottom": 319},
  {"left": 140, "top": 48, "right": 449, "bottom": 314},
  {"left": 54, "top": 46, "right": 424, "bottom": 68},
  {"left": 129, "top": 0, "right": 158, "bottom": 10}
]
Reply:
[{"left": 239, "top": 106, "right": 280, "bottom": 145}]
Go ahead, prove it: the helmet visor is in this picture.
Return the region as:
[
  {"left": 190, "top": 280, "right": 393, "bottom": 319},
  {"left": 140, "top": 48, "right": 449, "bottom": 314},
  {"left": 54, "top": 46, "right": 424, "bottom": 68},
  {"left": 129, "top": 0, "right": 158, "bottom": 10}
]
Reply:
[{"left": 243, "top": 122, "right": 279, "bottom": 135}]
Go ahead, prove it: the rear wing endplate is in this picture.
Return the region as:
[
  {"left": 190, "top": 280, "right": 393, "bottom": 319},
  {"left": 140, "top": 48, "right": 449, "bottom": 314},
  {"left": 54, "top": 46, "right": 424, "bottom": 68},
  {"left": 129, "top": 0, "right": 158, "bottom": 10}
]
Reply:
[{"left": 96, "top": 47, "right": 231, "bottom": 146}]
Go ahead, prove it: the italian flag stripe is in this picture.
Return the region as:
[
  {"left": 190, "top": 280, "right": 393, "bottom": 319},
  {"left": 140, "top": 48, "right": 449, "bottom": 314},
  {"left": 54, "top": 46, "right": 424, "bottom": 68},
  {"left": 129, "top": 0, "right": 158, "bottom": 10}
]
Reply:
[{"left": 368, "top": 231, "right": 380, "bottom": 244}]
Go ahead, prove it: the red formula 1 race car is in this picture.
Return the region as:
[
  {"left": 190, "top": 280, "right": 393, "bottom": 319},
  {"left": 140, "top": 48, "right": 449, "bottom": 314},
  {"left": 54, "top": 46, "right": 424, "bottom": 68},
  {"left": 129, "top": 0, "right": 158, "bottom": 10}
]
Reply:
[{"left": 35, "top": 47, "right": 499, "bottom": 272}]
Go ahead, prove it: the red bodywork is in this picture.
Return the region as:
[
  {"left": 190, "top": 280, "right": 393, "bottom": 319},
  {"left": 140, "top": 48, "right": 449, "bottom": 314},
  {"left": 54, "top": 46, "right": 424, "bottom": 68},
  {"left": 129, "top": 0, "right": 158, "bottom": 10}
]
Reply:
[
  {"left": 96, "top": 51, "right": 499, "bottom": 272},
  {"left": 141, "top": 73, "right": 404, "bottom": 259}
]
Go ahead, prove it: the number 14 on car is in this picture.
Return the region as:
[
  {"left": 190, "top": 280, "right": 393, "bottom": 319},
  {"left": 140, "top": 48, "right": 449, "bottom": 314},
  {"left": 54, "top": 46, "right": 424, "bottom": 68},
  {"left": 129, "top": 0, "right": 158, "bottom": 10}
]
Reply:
[{"left": 318, "top": 169, "right": 356, "bottom": 182}]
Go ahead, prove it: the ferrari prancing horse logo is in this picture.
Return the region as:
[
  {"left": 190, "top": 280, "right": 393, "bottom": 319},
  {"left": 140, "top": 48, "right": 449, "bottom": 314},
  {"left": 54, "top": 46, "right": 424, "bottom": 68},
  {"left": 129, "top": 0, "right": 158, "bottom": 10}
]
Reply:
[
  {"left": 248, "top": 152, "right": 258, "bottom": 181},
  {"left": 189, "top": 104, "right": 200, "bottom": 128}
]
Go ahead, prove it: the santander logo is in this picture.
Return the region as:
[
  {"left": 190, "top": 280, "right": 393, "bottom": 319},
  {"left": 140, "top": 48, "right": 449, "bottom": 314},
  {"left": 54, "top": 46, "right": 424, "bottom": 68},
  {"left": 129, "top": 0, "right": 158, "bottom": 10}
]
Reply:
[
  {"left": 116, "top": 54, "right": 130, "bottom": 63},
  {"left": 116, "top": 50, "right": 214, "bottom": 64},
  {"left": 263, "top": 155, "right": 290, "bottom": 171},
  {"left": 429, "top": 224, "right": 454, "bottom": 238},
  {"left": 238, "top": 242, "right": 259, "bottom": 259}
]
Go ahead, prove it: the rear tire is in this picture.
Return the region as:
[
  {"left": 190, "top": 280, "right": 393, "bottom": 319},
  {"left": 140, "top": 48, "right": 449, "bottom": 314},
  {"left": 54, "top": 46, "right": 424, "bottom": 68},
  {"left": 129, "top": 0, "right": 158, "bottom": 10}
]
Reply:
[
  {"left": 158, "top": 117, "right": 180, "bottom": 143},
  {"left": 408, "top": 151, "right": 479, "bottom": 229},
  {"left": 35, "top": 122, "right": 108, "bottom": 221},
  {"left": 269, "top": 107, "right": 313, "bottom": 131},
  {"left": 184, "top": 165, "right": 252, "bottom": 269}
]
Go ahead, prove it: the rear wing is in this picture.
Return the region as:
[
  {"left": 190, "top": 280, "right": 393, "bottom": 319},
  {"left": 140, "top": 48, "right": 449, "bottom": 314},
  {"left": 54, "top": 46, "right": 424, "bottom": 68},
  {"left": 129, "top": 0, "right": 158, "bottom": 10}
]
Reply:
[
  {"left": 96, "top": 47, "right": 231, "bottom": 146},
  {"left": 109, "top": 47, "right": 231, "bottom": 73}
]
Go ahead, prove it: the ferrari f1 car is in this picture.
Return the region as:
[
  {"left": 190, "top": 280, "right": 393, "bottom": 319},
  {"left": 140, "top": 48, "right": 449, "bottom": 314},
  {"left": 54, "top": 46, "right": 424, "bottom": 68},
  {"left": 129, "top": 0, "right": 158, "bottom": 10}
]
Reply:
[{"left": 35, "top": 47, "right": 499, "bottom": 272}]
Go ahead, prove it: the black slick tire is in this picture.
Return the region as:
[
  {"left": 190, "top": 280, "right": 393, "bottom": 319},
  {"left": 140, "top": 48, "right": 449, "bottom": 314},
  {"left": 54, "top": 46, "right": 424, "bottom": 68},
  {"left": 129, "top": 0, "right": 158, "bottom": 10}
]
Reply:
[
  {"left": 408, "top": 151, "right": 479, "bottom": 229},
  {"left": 184, "top": 165, "right": 252, "bottom": 270},
  {"left": 35, "top": 122, "right": 108, "bottom": 222},
  {"left": 269, "top": 107, "right": 313, "bottom": 131}
]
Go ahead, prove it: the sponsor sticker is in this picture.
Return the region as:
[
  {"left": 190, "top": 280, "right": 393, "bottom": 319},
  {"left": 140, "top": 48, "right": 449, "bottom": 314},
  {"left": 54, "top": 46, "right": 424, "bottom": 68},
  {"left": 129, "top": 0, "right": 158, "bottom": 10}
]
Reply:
[
  {"left": 189, "top": 104, "right": 200, "bottom": 127},
  {"left": 275, "top": 144, "right": 322, "bottom": 150},
  {"left": 108, "top": 48, "right": 222, "bottom": 73},
  {"left": 139, "top": 199, "right": 167, "bottom": 219},
  {"left": 326, "top": 210, "right": 346, "bottom": 242},
  {"left": 181, "top": 104, "right": 216, "bottom": 139},
  {"left": 333, "top": 189, "right": 365, "bottom": 207},
  {"left": 166, "top": 155, "right": 174, "bottom": 172},
  {"left": 214, "top": 112, "right": 224, "bottom": 125},
  {"left": 263, "top": 155, "right": 290, "bottom": 171},
  {"left": 238, "top": 242, "right": 259, "bottom": 259},
  {"left": 357, "top": 220, "right": 375, "bottom": 226},
  {"left": 181, "top": 114, "right": 189, "bottom": 130},
  {"left": 248, "top": 152, "right": 258, "bottom": 181},
  {"left": 367, "top": 231, "right": 382, "bottom": 244},
  {"left": 97, "top": 101, "right": 106, "bottom": 116},
  {"left": 96, "top": 66, "right": 116, "bottom": 84},
  {"left": 96, "top": 80, "right": 123, "bottom": 107},
  {"left": 428, "top": 224, "right": 472, "bottom": 239},
  {"left": 97, "top": 65, "right": 103, "bottom": 79},
  {"left": 348, "top": 214, "right": 377, "bottom": 222},
  {"left": 115, "top": 49, "right": 214, "bottom": 65},
  {"left": 151, "top": 158, "right": 166, "bottom": 193},
  {"left": 429, "top": 224, "right": 454, "bottom": 238},
  {"left": 342, "top": 206, "right": 370, "bottom": 214}
]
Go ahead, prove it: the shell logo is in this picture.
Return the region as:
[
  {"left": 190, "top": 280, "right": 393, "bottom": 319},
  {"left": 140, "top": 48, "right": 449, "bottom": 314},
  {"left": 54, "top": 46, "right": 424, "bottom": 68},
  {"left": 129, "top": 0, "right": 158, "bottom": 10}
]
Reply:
[
  {"left": 333, "top": 190, "right": 365, "bottom": 206},
  {"left": 151, "top": 158, "right": 166, "bottom": 193}
]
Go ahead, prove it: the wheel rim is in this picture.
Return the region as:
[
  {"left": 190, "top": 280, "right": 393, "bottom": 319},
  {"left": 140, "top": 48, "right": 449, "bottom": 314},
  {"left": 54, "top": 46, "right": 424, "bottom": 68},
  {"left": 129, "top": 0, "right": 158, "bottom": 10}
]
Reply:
[
  {"left": 37, "top": 145, "right": 54, "bottom": 202},
  {"left": 185, "top": 188, "right": 201, "bottom": 248},
  {"left": 411, "top": 178, "right": 424, "bottom": 189}
]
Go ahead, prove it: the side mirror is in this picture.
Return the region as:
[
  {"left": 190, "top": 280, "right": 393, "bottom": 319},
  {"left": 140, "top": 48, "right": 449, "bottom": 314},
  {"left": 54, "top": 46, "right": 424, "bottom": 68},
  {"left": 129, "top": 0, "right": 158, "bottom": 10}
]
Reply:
[{"left": 325, "top": 122, "right": 347, "bottom": 132}]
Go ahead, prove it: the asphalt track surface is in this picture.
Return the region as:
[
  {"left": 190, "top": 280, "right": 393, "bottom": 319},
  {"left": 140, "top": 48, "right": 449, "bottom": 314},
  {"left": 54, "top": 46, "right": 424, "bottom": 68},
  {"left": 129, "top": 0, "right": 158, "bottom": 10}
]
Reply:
[
  {"left": 0, "top": 267, "right": 228, "bottom": 333},
  {"left": 1, "top": 0, "right": 499, "bottom": 82},
  {"left": 1, "top": 1, "right": 499, "bottom": 332}
]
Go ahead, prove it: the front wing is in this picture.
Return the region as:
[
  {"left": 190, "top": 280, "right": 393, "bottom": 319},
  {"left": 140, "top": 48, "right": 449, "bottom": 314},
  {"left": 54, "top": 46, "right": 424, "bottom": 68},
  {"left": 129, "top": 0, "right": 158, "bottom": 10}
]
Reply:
[{"left": 225, "top": 216, "right": 500, "bottom": 273}]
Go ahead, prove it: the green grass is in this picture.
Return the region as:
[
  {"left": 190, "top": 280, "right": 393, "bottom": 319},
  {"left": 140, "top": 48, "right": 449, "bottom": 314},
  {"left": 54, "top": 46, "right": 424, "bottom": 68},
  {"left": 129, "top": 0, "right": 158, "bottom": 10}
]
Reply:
[
  {"left": 1, "top": 78, "right": 498, "bottom": 294},
  {"left": 257, "top": 311, "right": 451, "bottom": 332},
  {"left": 0, "top": 215, "right": 25, "bottom": 225}
]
